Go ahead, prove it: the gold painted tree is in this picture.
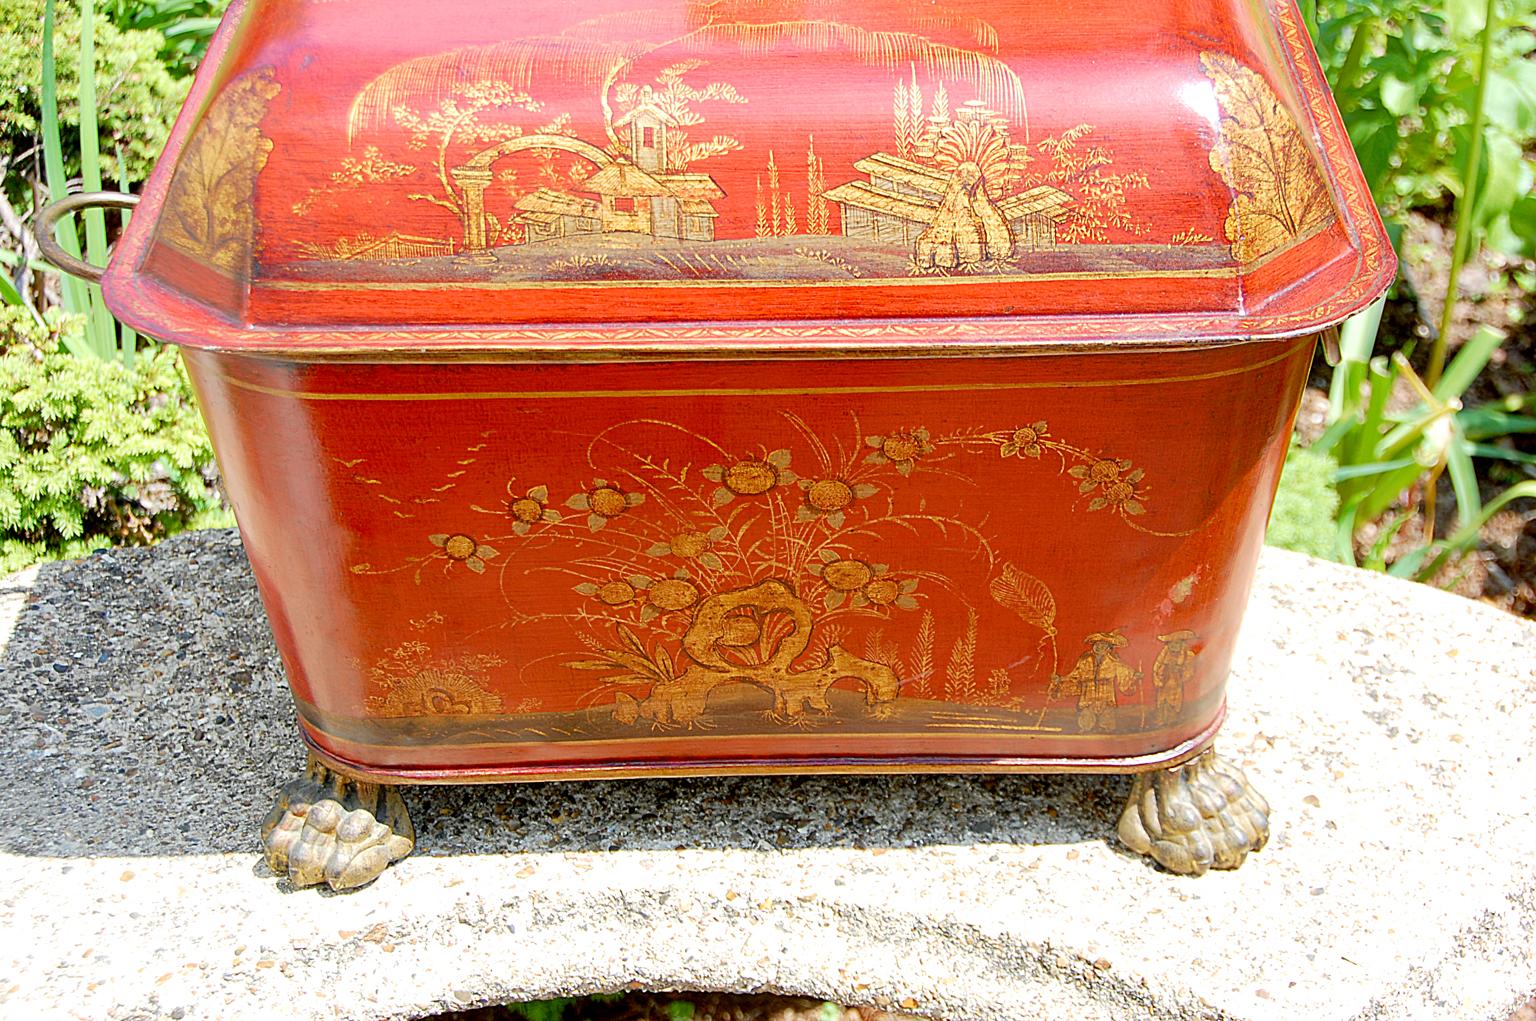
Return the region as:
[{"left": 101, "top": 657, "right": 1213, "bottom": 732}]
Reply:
[
  {"left": 291, "top": 146, "right": 414, "bottom": 218},
  {"left": 893, "top": 65, "right": 924, "bottom": 158},
  {"left": 767, "top": 150, "right": 783, "bottom": 235},
  {"left": 613, "top": 60, "right": 746, "bottom": 171},
  {"left": 390, "top": 81, "right": 544, "bottom": 240},
  {"left": 805, "top": 136, "right": 830, "bottom": 235},
  {"left": 755, "top": 175, "right": 770, "bottom": 238},
  {"left": 914, "top": 81, "right": 952, "bottom": 163},
  {"left": 1025, "top": 124, "right": 1151, "bottom": 243},
  {"left": 1201, "top": 52, "right": 1331, "bottom": 262}
]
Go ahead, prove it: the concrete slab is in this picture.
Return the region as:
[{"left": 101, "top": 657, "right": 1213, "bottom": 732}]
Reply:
[{"left": 1, "top": 530, "right": 1533, "bottom": 1021}]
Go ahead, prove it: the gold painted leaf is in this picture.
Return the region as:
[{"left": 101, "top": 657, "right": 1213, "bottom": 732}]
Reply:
[
  {"left": 1200, "top": 52, "right": 1332, "bottom": 263},
  {"left": 159, "top": 69, "right": 281, "bottom": 273},
  {"left": 989, "top": 563, "right": 1056, "bottom": 634}
]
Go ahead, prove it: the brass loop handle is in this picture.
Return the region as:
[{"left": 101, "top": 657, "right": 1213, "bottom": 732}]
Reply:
[{"left": 35, "top": 191, "right": 140, "bottom": 284}]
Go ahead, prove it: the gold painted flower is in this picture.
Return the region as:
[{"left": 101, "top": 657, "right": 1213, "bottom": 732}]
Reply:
[
  {"left": 863, "top": 575, "right": 920, "bottom": 611},
  {"left": 565, "top": 478, "right": 645, "bottom": 531},
  {"left": 370, "top": 665, "right": 503, "bottom": 716},
  {"left": 647, "top": 525, "right": 729, "bottom": 571},
  {"left": 507, "top": 484, "right": 560, "bottom": 535},
  {"left": 823, "top": 558, "right": 873, "bottom": 591},
  {"left": 1089, "top": 479, "right": 1147, "bottom": 516},
  {"left": 703, "top": 449, "right": 795, "bottom": 505},
  {"left": 864, "top": 428, "right": 933, "bottom": 476},
  {"left": 575, "top": 570, "right": 700, "bottom": 620},
  {"left": 809, "top": 550, "right": 916, "bottom": 610},
  {"left": 796, "top": 477, "right": 879, "bottom": 528},
  {"left": 1000, "top": 421, "right": 1050, "bottom": 459},
  {"left": 1070, "top": 457, "right": 1140, "bottom": 494},
  {"left": 598, "top": 580, "right": 638, "bottom": 606},
  {"left": 428, "top": 532, "right": 498, "bottom": 574},
  {"left": 648, "top": 577, "right": 701, "bottom": 612},
  {"left": 573, "top": 575, "right": 648, "bottom": 607}
]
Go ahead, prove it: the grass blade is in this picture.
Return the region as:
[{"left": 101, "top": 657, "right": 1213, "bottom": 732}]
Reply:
[
  {"left": 1409, "top": 480, "right": 1536, "bottom": 581},
  {"left": 1334, "top": 495, "right": 1362, "bottom": 566},
  {"left": 1333, "top": 457, "right": 1421, "bottom": 481},
  {"left": 1433, "top": 325, "right": 1504, "bottom": 402},
  {"left": 40, "top": 0, "right": 95, "bottom": 357},
  {"left": 1465, "top": 442, "right": 1536, "bottom": 465},
  {"left": 1362, "top": 511, "right": 1411, "bottom": 571},
  {"left": 1328, "top": 296, "right": 1385, "bottom": 422},
  {"left": 1458, "top": 408, "right": 1536, "bottom": 439},
  {"left": 1444, "top": 428, "right": 1482, "bottom": 526},
  {"left": 77, "top": 0, "right": 120, "bottom": 359},
  {"left": 1357, "top": 460, "right": 1433, "bottom": 523},
  {"left": 0, "top": 271, "right": 29, "bottom": 310}
]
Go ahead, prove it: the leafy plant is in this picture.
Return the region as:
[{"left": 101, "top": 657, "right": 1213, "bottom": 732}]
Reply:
[
  {"left": 1309, "top": 0, "right": 1536, "bottom": 259},
  {"left": 0, "top": 0, "right": 189, "bottom": 191},
  {"left": 1, "top": 0, "right": 194, "bottom": 348},
  {"left": 0, "top": 306, "right": 230, "bottom": 575},
  {"left": 1285, "top": 0, "right": 1536, "bottom": 584},
  {"left": 102, "top": 0, "right": 228, "bottom": 77},
  {"left": 1311, "top": 314, "right": 1536, "bottom": 577},
  {"left": 1265, "top": 444, "right": 1341, "bottom": 560}
]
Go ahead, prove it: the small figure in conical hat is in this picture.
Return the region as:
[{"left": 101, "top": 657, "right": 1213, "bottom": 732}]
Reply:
[
  {"left": 1152, "top": 630, "right": 1198, "bottom": 725},
  {"left": 1049, "top": 629, "right": 1141, "bottom": 733}
]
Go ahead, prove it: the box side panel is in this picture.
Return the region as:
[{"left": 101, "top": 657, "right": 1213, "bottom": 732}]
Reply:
[{"left": 181, "top": 339, "right": 1310, "bottom": 778}]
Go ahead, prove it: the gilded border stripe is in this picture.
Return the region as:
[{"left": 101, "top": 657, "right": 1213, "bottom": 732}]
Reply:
[{"left": 218, "top": 338, "right": 1307, "bottom": 402}]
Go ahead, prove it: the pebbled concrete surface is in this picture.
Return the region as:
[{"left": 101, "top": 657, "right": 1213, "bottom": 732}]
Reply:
[{"left": 0, "top": 530, "right": 1533, "bottom": 1021}]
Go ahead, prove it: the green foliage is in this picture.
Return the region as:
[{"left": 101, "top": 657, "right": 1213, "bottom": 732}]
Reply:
[
  {"left": 0, "top": 306, "right": 229, "bottom": 575},
  {"left": 500, "top": 995, "right": 634, "bottom": 1021},
  {"left": 103, "top": 0, "right": 229, "bottom": 77},
  {"left": 39, "top": 0, "right": 136, "bottom": 361},
  {"left": 1300, "top": 3, "right": 1536, "bottom": 585},
  {"left": 1266, "top": 444, "right": 1342, "bottom": 560},
  {"left": 1312, "top": 0, "right": 1536, "bottom": 258},
  {"left": 0, "top": 0, "right": 190, "bottom": 187},
  {"left": 1311, "top": 315, "right": 1536, "bottom": 577},
  {"left": 505, "top": 999, "right": 577, "bottom": 1021}
]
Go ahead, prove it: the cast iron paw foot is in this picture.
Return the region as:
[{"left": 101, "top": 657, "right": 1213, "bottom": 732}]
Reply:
[
  {"left": 1116, "top": 747, "right": 1269, "bottom": 875},
  {"left": 261, "top": 753, "right": 414, "bottom": 890}
]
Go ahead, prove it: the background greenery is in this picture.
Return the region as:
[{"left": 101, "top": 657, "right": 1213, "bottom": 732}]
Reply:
[{"left": 0, "top": 0, "right": 1532, "bottom": 608}]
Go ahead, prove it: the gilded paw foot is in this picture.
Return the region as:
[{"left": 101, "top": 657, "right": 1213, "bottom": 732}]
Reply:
[
  {"left": 261, "top": 753, "right": 414, "bottom": 890},
  {"left": 1117, "top": 747, "right": 1269, "bottom": 876}
]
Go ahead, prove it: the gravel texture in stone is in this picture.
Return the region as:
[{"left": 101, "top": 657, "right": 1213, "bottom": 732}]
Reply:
[{"left": 1, "top": 531, "right": 1534, "bottom": 1021}]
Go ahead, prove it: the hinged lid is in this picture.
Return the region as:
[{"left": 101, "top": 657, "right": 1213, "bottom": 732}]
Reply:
[{"left": 104, "top": 0, "right": 1395, "bottom": 357}]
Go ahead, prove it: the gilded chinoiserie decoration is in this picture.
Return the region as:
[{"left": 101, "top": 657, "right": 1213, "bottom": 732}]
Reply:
[
  {"left": 1152, "top": 630, "right": 1198, "bottom": 725},
  {"left": 1049, "top": 630, "right": 1142, "bottom": 733},
  {"left": 584, "top": 579, "right": 901, "bottom": 727},
  {"left": 261, "top": 753, "right": 414, "bottom": 890},
  {"left": 950, "top": 419, "right": 1187, "bottom": 534},
  {"left": 260, "top": 1, "right": 1345, "bottom": 290},
  {"left": 77, "top": 0, "right": 1398, "bottom": 890},
  {"left": 1117, "top": 747, "right": 1270, "bottom": 875},
  {"left": 1200, "top": 52, "right": 1333, "bottom": 263},
  {"left": 347, "top": 412, "right": 1207, "bottom": 739},
  {"left": 365, "top": 642, "right": 505, "bottom": 716},
  {"left": 157, "top": 68, "right": 280, "bottom": 273}
]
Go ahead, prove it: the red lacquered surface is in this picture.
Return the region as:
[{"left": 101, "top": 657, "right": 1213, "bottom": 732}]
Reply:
[
  {"left": 103, "top": 0, "right": 1392, "bottom": 355},
  {"left": 181, "top": 338, "right": 1309, "bottom": 779},
  {"left": 99, "top": 0, "right": 1392, "bottom": 780}
]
